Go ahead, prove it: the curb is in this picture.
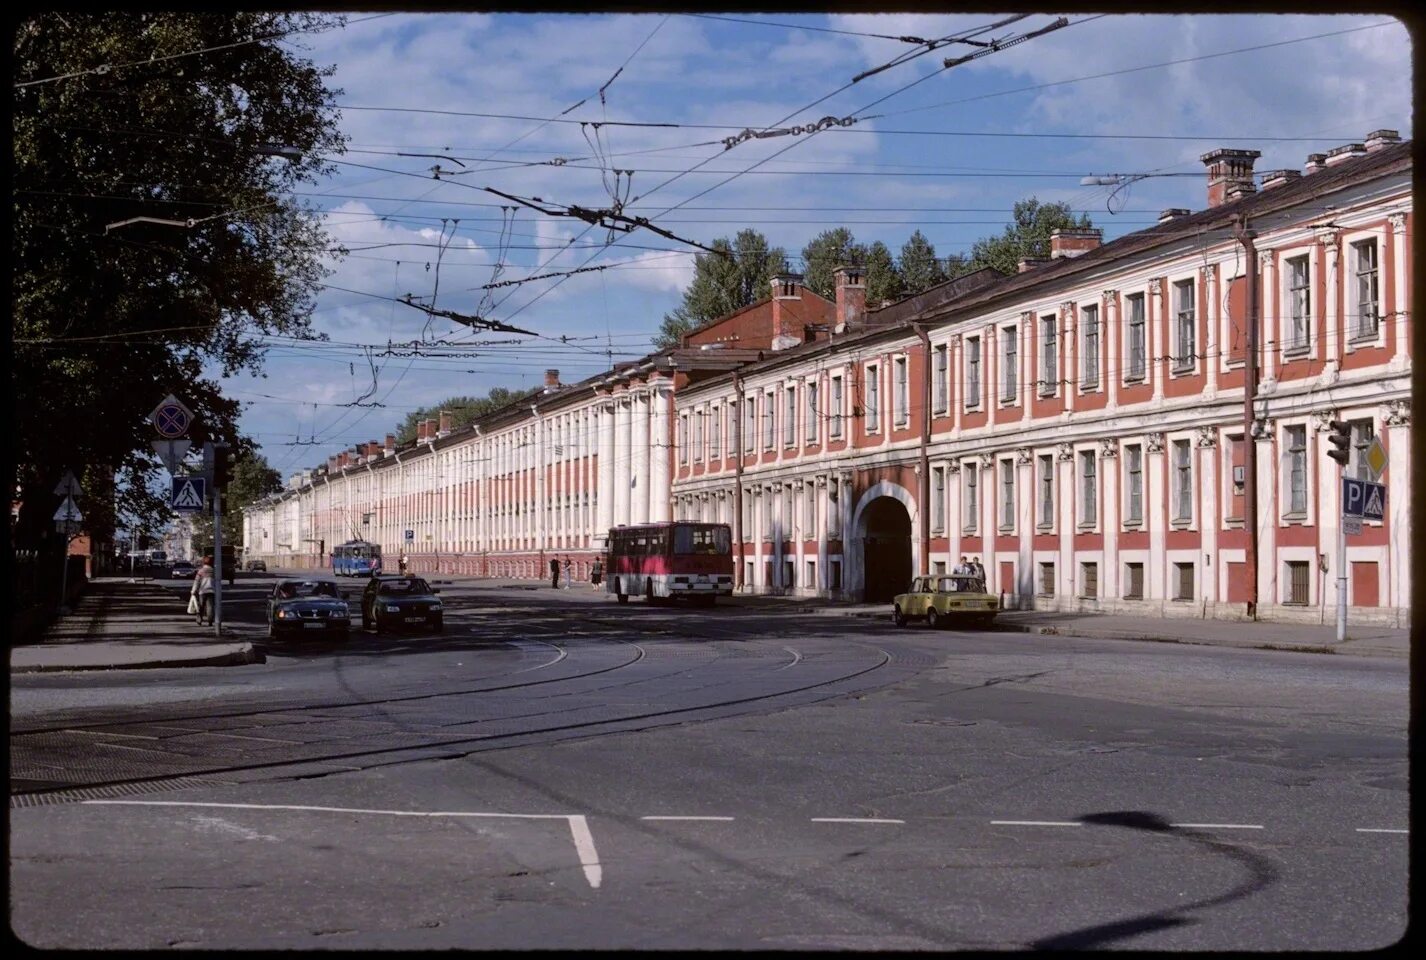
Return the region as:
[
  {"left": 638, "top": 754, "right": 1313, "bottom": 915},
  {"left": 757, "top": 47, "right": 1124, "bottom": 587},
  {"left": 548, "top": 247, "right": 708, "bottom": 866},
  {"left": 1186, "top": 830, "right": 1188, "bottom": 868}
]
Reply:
[{"left": 10, "top": 643, "right": 265, "bottom": 674}]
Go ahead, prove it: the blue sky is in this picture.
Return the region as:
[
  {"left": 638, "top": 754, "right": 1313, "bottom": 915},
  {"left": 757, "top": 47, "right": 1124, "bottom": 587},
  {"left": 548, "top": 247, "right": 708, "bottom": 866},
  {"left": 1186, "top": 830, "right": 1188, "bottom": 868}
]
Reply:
[{"left": 231, "top": 11, "right": 1411, "bottom": 482}]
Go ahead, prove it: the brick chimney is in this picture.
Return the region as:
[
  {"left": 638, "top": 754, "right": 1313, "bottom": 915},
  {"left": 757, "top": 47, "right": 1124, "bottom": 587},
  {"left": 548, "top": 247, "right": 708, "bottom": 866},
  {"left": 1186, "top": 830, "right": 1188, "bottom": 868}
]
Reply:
[
  {"left": 833, "top": 264, "right": 866, "bottom": 334},
  {"left": 369, "top": 440, "right": 381, "bottom": 457},
  {"left": 769, "top": 273, "right": 804, "bottom": 352},
  {"left": 1049, "top": 227, "right": 1102, "bottom": 259},
  {"left": 1158, "top": 208, "right": 1190, "bottom": 225},
  {"left": 1324, "top": 142, "right": 1366, "bottom": 167},
  {"left": 1365, "top": 129, "right": 1401, "bottom": 152},
  {"left": 416, "top": 420, "right": 427, "bottom": 441},
  {"left": 1200, "top": 148, "right": 1261, "bottom": 207},
  {"left": 1017, "top": 258, "right": 1048, "bottom": 273},
  {"left": 1259, "top": 169, "right": 1301, "bottom": 190},
  {"left": 384, "top": 434, "right": 396, "bottom": 455},
  {"left": 544, "top": 369, "right": 560, "bottom": 390},
  {"left": 423, "top": 418, "right": 437, "bottom": 441},
  {"left": 1304, "top": 153, "right": 1327, "bottom": 174},
  {"left": 437, "top": 410, "right": 453, "bottom": 437}
]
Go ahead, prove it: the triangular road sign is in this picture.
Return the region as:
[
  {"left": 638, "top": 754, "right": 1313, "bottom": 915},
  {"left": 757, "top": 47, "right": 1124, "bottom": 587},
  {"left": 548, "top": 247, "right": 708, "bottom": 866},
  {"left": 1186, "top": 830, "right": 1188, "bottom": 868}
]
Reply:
[
  {"left": 53, "top": 470, "right": 82, "bottom": 497},
  {"left": 52, "top": 496, "right": 83, "bottom": 522},
  {"left": 151, "top": 439, "right": 192, "bottom": 474}
]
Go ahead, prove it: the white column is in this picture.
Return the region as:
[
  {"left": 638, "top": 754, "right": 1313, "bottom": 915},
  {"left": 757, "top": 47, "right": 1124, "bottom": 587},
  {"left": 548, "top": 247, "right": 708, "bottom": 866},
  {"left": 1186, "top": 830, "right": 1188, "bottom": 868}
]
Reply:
[
  {"left": 1204, "top": 268, "right": 1219, "bottom": 396},
  {"left": 1319, "top": 229, "right": 1341, "bottom": 376},
  {"left": 614, "top": 395, "right": 632, "bottom": 526},
  {"left": 1102, "top": 442, "right": 1120, "bottom": 604},
  {"left": 1385, "top": 408, "right": 1411, "bottom": 617},
  {"left": 1389, "top": 214, "right": 1408, "bottom": 369},
  {"left": 1147, "top": 433, "right": 1167, "bottom": 603},
  {"left": 1260, "top": 251, "right": 1278, "bottom": 385},
  {"left": 1057, "top": 445, "right": 1074, "bottom": 603},
  {"left": 1197, "top": 431, "right": 1216, "bottom": 611},
  {"left": 1150, "top": 278, "right": 1165, "bottom": 402},
  {"left": 649, "top": 385, "right": 671, "bottom": 523},
  {"left": 1104, "top": 291, "right": 1120, "bottom": 408},
  {"left": 597, "top": 400, "right": 615, "bottom": 540},
  {"left": 1255, "top": 427, "right": 1277, "bottom": 609},
  {"left": 632, "top": 389, "right": 651, "bottom": 524}
]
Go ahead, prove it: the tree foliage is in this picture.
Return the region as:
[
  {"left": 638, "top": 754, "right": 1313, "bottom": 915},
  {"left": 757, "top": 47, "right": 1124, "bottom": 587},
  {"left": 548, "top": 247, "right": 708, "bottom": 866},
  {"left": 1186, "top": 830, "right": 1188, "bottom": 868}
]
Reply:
[
  {"left": 898, "top": 230, "right": 947, "bottom": 295},
  {"left": 12, "top": 12, "right": 346, "bottom": 550},
  {"left": 186, "top": 449, "right": 282, "bottom": 553},
  {"left": 654, "top": 229, "right": 788, "bottom": 348},
  {"left": 967, "top": 198, "right": 1094, "bottom": 275},
  {"left": 799, "top": 227, "right": 866, "bottom": 300},
  {"left": 863, "top": 240, "right": 902, "bottom": 307},
  {"left": 395, "top": 388, "right": 525, "bottom": 445}
]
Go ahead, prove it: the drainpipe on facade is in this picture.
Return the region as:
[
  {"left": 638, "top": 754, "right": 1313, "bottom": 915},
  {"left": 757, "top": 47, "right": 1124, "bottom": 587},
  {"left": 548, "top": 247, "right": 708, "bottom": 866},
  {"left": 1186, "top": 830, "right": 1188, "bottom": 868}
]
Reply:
[
  {"left": 732, "top": 370, "right": 745, "bottom": 591},
  {"left": 1232, "top": 214, "right": 1260, "bottom": 620},
  {"left": 913, "top": 323, "right": 932, "bottom": 577}
]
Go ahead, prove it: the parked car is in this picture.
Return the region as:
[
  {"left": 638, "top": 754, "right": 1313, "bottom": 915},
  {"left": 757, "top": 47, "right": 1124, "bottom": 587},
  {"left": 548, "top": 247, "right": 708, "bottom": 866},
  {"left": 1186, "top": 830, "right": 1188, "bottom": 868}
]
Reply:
[
  {"left": 892, "top": 574, "right": 999, "bottom": 629},
  {"left": 267, "top": 579, "right": 350, "bottom": 640},
  {"left": 247, "top": 559, "right": 267, "bottom": 572},
  {"left": 361, "top": 575, "right": 443, "bottom": 633},
  {"left": 170, "top": 561, "right": 196, "bottom": 579}
]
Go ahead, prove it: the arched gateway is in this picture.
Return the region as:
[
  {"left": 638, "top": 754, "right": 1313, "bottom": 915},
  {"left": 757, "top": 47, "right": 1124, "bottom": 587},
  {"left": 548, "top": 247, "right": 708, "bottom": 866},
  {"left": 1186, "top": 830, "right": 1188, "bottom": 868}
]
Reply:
[{"left": 848, "top": 482, "right": 916, "bottom": 602}]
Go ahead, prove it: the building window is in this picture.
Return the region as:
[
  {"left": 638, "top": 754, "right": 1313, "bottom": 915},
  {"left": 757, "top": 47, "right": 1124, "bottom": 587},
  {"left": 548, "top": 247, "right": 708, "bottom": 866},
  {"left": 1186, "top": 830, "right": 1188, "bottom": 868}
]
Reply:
[
  {"left": 744, "top": 396, "right": 756, "bottom": 452},
  {"left": 893, "top": 356, "right": 909, "bottom": 425},
  {"left": 784, "top": 559, "right": 794, "bottom": 589},
  {"left": 1285, "top": 424, "right": 1307, "bottom": 516},
  {"left": 742, "top": 491, "right": 752, "bottom": 533},
  {"left": 1124, "top": 563, "right": 1144, "bottom": 599},
  {"left": 1037, "top": 454, "right": 1054, "bottom": 528},
  {"left": 1000, "top": 460, "right": 1015, "bottom": 530},
  {"left": 1039, "top": 562, "right": 1055, "bottom": 596},
  {"left": 1173, "top": 439, "right": 1193, "bottom": 523},
  {"left": 964, "top": 464, "right": 979, "bottom": 532},
  {"left": 865, "top": 365, "right": 880, "bottom": 430},
  {"left": 784, "top": 386, "right": 796, "bottom": 447},
  {"left": 1174, "top": 562, "right": 1195, "bottom": 601},
  {"left": 1351, "top": 239, "right": 1380, "bottom": 340},
  {"left": 806, "top": 381, "right": 819, "bottom": 443},
  {"left": 933, "top": 344, "right": 948, "bottom": 413},
  {"left": 692, "top": 410, "right": 703, "bottom": 462},
  {"left": 1286, "top": 255, "right": 1311, "bottom": 353},
  {"left": 966, "top": 337, "right": 982, "bottom": 408},
  {"left": 1126, "top": 293, "right": 1146, "bottom": 381},
  {"left": 762, "top": 393, "right": 775, "bottom": 449},
  {"left": 1002, "top": 326, "right": 1018, "bottom": 402},
  {"left": 1285, "top": 561, "right": 1310, "bottom": 605},
  {"left": 830, "top": 376, "right": 844, "bottom": 438},
  {"left": 1173, "top": 279, "right": 1196, "bottom": 372},
  {"left": 1350, "top": 419, "right": 1376, "bottom": 481},
  {"left": 1125, "top": 444, "right": 1143, "bottom": 525},
  {"left": 1081, "top": 304, "right": 1100, "bottom": 389},
  {"left": 679, "top": 415, "right": 689, "bottom": 464},
  {"left": 1080, "top": 451, "right": 1097, "bottom": 526},
  {"left": 710, "top": 406, "right": 721, "bottom": 458},
  {"left": 1039, "top": 314, "right": 1058, "bottom": 396},
  {"left": 1080, "top": 562, "right": 1098, "bottom": 599},
  {"left": 806, "top": 559, "right": 816, "bottom": 589},
  {"left": 932, "top": 466, "right": 945, "bottom": 533},
  {"left": 830, "top": 559, "right": 842, "bottom": 590},
  {"left": 804, "top": 484, "right": 815, "bottom": 529}
]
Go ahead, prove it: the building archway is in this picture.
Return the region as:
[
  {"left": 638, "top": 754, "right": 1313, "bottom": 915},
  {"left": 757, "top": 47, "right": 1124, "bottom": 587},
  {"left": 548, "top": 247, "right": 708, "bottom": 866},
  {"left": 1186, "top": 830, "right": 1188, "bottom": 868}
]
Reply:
[{"left": 854, "top": 493, "right": 914, "bottom": 603}]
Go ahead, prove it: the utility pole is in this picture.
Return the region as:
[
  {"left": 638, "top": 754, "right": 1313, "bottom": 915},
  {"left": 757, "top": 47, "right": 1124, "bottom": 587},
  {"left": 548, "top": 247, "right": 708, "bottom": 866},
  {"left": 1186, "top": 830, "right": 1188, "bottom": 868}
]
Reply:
[
  {"left": 1233, "top": 215, "right": 1260, "bottom": 620},
  {"left": 212, "top": 486, "right": 224, "bottom": 636},
  {"left": 1326, "top": 420, "right": 1352, "bottom": 642}
]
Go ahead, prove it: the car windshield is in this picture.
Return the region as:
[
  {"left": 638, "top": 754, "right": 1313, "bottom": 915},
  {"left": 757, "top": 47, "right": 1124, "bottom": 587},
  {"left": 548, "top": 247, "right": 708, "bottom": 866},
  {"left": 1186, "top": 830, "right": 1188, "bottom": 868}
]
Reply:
[
  {"left": 279, "top": 581, "right": 339, "bottom": 599},
  {"left": 378, "top": 578, "right": 429, "bottom": 596},
  {"left": 936, "top": 576, "right": 987, "bottom": 593}
]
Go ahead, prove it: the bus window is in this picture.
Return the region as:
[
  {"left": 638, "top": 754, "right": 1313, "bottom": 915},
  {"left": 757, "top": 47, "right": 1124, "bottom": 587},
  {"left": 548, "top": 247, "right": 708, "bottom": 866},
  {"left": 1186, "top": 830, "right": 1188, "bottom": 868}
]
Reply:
[
  {"left": 648, "top": 530, "right": 669, "bottom": 555},
  {"left": 674, "top": 525, "right": 731, "bottom": 555}
]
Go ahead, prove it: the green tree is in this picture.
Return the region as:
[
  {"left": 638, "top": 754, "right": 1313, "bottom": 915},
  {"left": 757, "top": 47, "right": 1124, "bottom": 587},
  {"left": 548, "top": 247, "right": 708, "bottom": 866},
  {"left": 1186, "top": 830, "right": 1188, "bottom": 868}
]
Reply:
[
  {"left": 968, "top": 197, "right": 1094, "bottom": 275},
  {"left": 800, "top": 227, "right": 866, "bottom": 300},
  {"left": 186, "top": 448, "right": 281, "bottom": 554},
  {"left": 654, "top": 229, "right": 788, "bottom": 348},
  {"left": 12, "top": 12, "right": 346, "bottom": 550},
  {"left": 863, "top": 240, "right": 903, "bottom": 307},
  {"left": 395, "top": 387, "right": 525, "bottom": 445},
  {"left": 898, "top": 230, "right": 947, "bottom": 294}
]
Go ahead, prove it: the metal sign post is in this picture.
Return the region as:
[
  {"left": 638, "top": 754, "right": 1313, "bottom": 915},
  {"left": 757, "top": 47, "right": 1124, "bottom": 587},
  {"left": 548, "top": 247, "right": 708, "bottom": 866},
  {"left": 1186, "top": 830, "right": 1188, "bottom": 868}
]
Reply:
[
  {"left": 212, "top": 484, "right": 223, "bottom": 636},
  {"left": 52, "top": 480, "right": 84, "bottom": 614}
]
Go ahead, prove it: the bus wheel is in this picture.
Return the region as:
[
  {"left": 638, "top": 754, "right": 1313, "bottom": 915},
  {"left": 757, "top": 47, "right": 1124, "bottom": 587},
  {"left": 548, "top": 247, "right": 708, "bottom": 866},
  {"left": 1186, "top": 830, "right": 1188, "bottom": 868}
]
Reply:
[
  {"left": 645, "top": 579, "right": 656, "bottom": 604},
  {"left": 616, "top": 580, "right": 628, "bottom": 604}
]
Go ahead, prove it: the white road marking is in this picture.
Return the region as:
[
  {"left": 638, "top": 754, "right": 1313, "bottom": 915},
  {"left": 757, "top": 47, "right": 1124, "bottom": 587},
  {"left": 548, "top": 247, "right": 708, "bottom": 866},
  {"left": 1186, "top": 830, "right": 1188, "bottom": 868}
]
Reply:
[
  {"left": 640, "top": 816, "right": 735, "bottom": 821},
  {"left": 82, "top": 800, "right": 601, "bottom": 890},
  {"left": 1356, "top": 828, "right": 1408, "bottom": 834},
  {"left": 566, "top": 815, "right": 602, "bottom": 889},
  {"left": 811, "top": 818, "right": 905, "bottom": 824},
  {"left": 775, "top": 647, "right": 802, "bottom": 671},
  {"left": 990, "top": 820, "right": 1081, "bottom": 827},
  {"left": 1170, "top": 823, "right": 1263, "bottom": 830}
]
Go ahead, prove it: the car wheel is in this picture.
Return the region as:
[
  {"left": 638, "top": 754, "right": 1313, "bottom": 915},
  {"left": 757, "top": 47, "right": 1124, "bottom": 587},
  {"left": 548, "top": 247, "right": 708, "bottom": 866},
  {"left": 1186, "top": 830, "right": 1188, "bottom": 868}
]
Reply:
[
  {"left": 926, "top": 608, "right": 940, "bottom": 630},
  {"left": 893, "top": 605, "right": 907, "bottom": 628},
  {"left": 616, "top": 579, "right": 628, "bottom": 604},
  {"left": 432, "top": 618, "right": 443, "bottom": 634},
  {"left": 645, "top": 579, "right": 656, "bottom": 605}
]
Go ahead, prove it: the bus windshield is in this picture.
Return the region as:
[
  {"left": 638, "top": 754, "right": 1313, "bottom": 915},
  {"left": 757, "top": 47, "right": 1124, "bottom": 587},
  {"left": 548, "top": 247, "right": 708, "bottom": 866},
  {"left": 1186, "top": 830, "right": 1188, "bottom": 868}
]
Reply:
[{"left": 673, "top": 524, "right": 731, "bottom": 556}]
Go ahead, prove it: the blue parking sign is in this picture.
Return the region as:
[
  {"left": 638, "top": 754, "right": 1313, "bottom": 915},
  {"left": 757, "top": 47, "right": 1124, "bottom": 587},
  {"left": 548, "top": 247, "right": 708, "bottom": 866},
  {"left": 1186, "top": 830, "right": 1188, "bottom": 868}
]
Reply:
[{"left": 1342, "top": 477, "right": 1386, "bottom": 521}]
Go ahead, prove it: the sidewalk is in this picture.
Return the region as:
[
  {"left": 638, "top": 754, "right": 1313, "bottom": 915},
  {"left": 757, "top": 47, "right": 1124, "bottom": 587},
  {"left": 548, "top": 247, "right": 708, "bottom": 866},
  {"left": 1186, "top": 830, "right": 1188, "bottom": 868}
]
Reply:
[{"left": 9, "top": 578, "right": 264, "bottom": 674}]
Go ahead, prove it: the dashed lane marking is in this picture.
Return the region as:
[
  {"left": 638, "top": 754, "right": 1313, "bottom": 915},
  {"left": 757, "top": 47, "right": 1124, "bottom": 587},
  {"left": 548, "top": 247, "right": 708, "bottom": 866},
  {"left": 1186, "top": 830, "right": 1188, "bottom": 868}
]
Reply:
[
  {"left": 991, "top": 820, "right": 1081, "bottom": 827},
  {"left": 811, "top": 817, "right": 905, "bottom": 824},
  {"left": 1356, "top": 828, "right": 1408, "bottom": 834},
  {"left": 1170, "top": 823, "right": 1263, "bottom": 830},
  {"left": 641, "top": 816, "right": 736, "bottom": 821}
]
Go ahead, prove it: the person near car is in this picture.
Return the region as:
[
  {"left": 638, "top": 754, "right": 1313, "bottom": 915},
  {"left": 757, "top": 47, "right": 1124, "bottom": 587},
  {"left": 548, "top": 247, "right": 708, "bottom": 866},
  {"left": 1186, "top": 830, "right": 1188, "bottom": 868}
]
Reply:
[
  {"left": 191, "top": 556, "right": 216, "bottom": 625},
  {"left": 550, "top": 556, "right": 560, "bottom": 588},
  {"left": 398, "top": 552, "right": 408, "bottom": 574},
  {"left": 971, "top": 557, "right": 985, "bottom": 580},
  {"left": 562, "top": 557, "right": 572, "bottom": 589},
  {"left": 590, "top": 559, "right": 603, "bottom": 589},
  {"left": 953, "top": 556, "right": 971, "bottom": 575}
]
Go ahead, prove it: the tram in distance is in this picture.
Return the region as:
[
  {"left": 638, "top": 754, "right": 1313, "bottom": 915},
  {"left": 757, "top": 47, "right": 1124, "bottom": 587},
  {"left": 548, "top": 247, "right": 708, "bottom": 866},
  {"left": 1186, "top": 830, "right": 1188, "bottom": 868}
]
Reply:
[
  {"left": 605, "top": 521, "right": 733, "bottom": 605},
  {"left": 331, "top": 539, "right": 383, "bottom": 577}
]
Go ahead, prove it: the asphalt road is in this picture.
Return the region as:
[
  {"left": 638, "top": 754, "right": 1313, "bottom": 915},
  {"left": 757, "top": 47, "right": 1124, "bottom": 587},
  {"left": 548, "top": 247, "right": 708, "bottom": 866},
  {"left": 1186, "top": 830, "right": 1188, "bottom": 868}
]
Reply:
[{"left": 9, "top": 574, "right": 1409, "bottom": 949}]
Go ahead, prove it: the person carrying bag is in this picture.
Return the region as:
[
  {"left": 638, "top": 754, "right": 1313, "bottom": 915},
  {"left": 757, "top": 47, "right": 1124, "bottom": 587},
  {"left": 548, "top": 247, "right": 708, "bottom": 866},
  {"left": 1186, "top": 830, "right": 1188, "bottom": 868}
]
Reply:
[{"left": 191, "top": 556, "right": 216, "bottom": 625}]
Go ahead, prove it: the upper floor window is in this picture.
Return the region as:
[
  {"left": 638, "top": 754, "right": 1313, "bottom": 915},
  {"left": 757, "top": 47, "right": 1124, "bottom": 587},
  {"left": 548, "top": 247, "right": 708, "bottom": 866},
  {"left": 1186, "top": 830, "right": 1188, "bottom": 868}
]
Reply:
[
  {"left": 762, "top": 393, "right": 775, "bottom": 450},
  {"left": 1351, "top": 239, "right": 1380, "bottom": 340},
  {"left": 678, "top": 415, "right": 689, "bottom": 464},
  {"left": 1286, "top": 255, "right": 1311, "bottom": 353},
  {"left": 744, "top": 395, "right": 756, "bottom": 452},
  {"left": 865, "top": 365, "right": 880, "bottom": 430},
  {"left": 709, "top": 406, "right": 721, "bottom": 457},
  {"left": 999, "top": 459, "right": 1016, "bottom": 529},
  {"left": 806, "top": 381, "right": 819, "bottom": 443},
  {"left": 932, "top": 466, "right": 945, "bottom": 532},
  {"left": 830, "top": 376, "right": 844, "bottom": 438},
  {"left": 1285, "top": 424, "right": 1307, "bottom": 516},
  {"left": 893, "top": 356, "right": 909, "bottom": 425},
  {"left": 783, "top": 386, "right": 796, "bottom": 447},
  {"left": 933, "top": 344, "right": 948, "bottom": 414},
  {"left": 1126, "top": 293, "right": 1147, "bottom": 381},
  {"left": 964, "top": 463, "right": 979, "bottom": 532},
  {"left": 1173, "top": 439, "right": 1193, "bottom": 522},
  {"left": 1037, "top": 454, "right": 1054, "bottom": 528},
  {"left": 1350, "top": 419, "right": 1376, "bottom": 481},
  {"left": 1001, "top": 326, "right": 1018, "bottom": 402},
  {"left": 966, "top": 337, "right": 982, "bottom": 408},
  {"left": 1124, "top": 444, "right": 1143, "bottom": 525},
  {"left": 1079, "top": 451, "right": 1097, "bottom": 526},
  {"left": 1081, "top": 304, "right": 1100, "bottom": 389},
  {"left": 692, "top": 410, "right": 703, "bottom": 461},
  {"left": 1039, "top": 314, "right": 1058, "bottom": 396},
  {"left": 1173, "top": 279, "right": 1196, "bottom": 372}
]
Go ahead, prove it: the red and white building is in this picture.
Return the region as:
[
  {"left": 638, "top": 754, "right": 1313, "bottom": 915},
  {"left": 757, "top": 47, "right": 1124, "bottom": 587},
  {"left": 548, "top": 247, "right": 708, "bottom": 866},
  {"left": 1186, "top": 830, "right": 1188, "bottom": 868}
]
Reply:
[{"left": 248, "top": 131, "right": 1411, "bottom": 625}]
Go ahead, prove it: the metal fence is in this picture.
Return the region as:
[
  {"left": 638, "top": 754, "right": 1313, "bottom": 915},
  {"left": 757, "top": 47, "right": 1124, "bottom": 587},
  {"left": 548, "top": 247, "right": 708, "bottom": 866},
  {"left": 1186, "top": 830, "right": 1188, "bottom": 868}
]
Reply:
[{"left": 11, "top": 548, "right": 87, "bottom": 646}]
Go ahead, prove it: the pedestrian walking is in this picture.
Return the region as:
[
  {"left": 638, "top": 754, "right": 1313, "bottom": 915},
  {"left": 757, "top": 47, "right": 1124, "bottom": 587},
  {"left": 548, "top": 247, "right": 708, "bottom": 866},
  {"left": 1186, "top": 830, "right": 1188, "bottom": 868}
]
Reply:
[
  {"left": 971, "top": 556, "right": 985, "bottom": 580},
  {"left": 399, "top": 552, "right": 408, "bottom": 574},
  {"left": 591, "top": 559, "right": 603, "bottom": 589},
  {"left": 191, "top": 555, "right": 216, "bottom": 625},
  {"left": 954, "top": 555, "right": 970, "bottom": 575},
  {"left": 550, "top": 557, "right": 560, "bottom": 589},
  {"left": 562, "top": 557, "right": 572, "bottom": 589}
]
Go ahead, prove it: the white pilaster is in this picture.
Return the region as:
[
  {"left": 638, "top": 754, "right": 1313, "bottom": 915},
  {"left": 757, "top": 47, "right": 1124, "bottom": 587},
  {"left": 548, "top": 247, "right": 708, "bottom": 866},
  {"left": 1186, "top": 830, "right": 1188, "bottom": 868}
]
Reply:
[
  {"left": 649, "top": 385, "right": 671, "bottom": 522},
  {"left": 614, "top": 395, "right": 632, "bottom": 527}
]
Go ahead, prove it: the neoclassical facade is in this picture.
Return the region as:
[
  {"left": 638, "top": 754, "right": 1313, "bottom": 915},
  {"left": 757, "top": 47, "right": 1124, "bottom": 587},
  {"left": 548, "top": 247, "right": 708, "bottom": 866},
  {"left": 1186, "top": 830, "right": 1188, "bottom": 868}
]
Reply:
[{"left": 247, "top": 131, "right": 1411, "bottom": 625}]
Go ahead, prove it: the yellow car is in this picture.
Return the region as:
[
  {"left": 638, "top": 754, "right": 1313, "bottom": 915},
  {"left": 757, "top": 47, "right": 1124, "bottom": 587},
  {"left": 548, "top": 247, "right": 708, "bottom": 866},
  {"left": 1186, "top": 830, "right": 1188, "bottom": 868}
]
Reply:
[{"left": 892, "top": 574, "right": 1000, "bottom": 629}]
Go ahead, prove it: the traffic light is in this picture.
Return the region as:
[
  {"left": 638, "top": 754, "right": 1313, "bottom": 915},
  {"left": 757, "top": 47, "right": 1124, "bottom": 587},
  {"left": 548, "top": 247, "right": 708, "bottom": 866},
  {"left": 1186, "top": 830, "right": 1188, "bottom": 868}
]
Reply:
[
  {"left": 1326, "top": 420, "right": 1352, "bottom": 468},
  {"left": 212, "top": 443, "right": 234, "bottom": 488}
]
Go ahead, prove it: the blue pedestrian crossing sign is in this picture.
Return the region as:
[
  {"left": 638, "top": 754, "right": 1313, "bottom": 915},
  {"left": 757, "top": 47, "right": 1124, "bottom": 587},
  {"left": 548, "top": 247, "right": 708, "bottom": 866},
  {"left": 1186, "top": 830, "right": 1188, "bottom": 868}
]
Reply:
[{"left": 171, "top": 476, "right": 206, "bottom": 513}]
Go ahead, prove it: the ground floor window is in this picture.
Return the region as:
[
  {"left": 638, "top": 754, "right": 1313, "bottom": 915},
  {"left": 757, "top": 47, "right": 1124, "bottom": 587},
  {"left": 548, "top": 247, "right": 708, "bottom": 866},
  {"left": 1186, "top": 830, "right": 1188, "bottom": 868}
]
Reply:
[
  {"left": 1039, "top": 562, "right": 1055, "bottom": 596},
  {"left": 830, "top": 559, "right": 842, "bottom": 590},
  {"left": 1285, "top": 561, "right": 1310, "bottom": 605},
  {"left": 1080, "top": 562, "right": 1098, "bottom": 599},
  {"left": 1124, "top": 563, "right": 1144, "bottom": 599},
  {"left": 1173, "top": 562, "right": 1195, "bottom": 601},
  {"left": 933, "top": 560, "right": 946, "bottom": 575},
  {"left": 806, "top": 559, "right": 816, "bottom": 588},
  {"left": 784, "top": 559, "right": 794, "bottom": 589}
]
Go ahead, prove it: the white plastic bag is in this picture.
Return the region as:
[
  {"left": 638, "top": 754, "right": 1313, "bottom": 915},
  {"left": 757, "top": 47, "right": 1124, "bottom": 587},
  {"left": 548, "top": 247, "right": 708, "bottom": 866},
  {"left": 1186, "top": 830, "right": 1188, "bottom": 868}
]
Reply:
[{"left": 187, "top": 594, "right": 199, "bottom": 616}]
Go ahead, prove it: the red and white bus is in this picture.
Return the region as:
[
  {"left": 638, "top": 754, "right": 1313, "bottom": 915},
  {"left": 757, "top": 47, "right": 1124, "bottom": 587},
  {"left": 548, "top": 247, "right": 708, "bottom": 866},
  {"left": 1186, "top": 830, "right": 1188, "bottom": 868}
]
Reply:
[{"left": 605, "top": 522, "right": 733, "bottom": 605}]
